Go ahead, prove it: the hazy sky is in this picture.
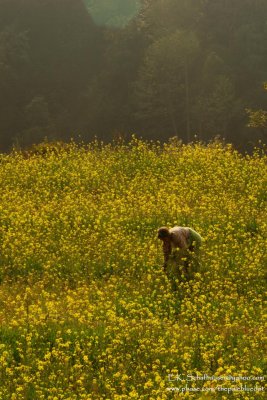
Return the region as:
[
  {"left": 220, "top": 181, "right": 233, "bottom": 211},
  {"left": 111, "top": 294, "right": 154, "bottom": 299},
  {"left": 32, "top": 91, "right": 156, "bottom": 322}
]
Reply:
[{"left": 83, "top": 0, "right": 141, "bottom": 28}]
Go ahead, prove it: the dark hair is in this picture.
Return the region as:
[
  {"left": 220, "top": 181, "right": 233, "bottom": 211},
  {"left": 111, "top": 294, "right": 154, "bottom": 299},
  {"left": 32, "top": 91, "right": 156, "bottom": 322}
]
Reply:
[{"left": 157, "top": 227, "right": 170, "bottom": 239}]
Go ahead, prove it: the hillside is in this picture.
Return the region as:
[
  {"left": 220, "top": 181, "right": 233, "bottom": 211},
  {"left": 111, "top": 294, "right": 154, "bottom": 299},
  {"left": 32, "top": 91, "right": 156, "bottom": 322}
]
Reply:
[
  {"left": 0, "top": 139, "right": 266, "bottom": 399},
  {"left": 1, "top": 0, "right": 267, "bottom": 150}
]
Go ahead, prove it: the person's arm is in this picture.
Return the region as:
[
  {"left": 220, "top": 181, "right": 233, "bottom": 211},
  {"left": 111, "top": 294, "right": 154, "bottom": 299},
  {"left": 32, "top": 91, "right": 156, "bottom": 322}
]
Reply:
[{"left": 162, "top": 240, "right": 172, "bottom": 271}]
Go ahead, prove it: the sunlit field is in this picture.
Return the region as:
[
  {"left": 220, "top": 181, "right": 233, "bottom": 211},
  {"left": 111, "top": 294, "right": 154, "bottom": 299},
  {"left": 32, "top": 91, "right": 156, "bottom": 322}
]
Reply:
[{"left": 0, "top": 138, "right": 266, "bottom": 399}]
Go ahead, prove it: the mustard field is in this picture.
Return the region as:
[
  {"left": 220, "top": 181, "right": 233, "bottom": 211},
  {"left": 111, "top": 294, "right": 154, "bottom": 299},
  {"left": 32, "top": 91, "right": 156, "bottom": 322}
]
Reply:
[{"left": 0, "top": 138, "right": 266, "bottom": 399}]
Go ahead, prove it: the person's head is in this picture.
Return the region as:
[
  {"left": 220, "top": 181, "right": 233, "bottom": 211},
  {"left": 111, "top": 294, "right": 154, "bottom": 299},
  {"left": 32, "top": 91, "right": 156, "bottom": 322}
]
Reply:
[{"left": 157, "top": 227, "right": 170, "bottom": 240}]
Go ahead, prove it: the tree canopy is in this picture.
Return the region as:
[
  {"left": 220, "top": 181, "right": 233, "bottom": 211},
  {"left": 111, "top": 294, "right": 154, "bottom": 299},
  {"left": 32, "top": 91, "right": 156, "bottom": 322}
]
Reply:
[{"left": 0, "top": 0, "right": 266, "bottom": 151}]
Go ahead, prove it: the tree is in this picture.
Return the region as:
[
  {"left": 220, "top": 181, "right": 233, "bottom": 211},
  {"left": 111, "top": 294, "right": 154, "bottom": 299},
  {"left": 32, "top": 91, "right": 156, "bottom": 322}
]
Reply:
[
  {"left": 0, "top": 0, "right": 105, "bottom": 150},
  {"left": 83, "top": 0, "right": 141, "bottom": 28},
  {"left": 0, "top": 26, "right": 31, "bottom": 150},
  {"left": 192, "top": 52, "right": 240, "bottom": 140},
  {"left": 133, "top": 30, "right": 200, "bottom": 141},
  {"left": 17, "top": 96, "right": 57, "bottom": 147}
]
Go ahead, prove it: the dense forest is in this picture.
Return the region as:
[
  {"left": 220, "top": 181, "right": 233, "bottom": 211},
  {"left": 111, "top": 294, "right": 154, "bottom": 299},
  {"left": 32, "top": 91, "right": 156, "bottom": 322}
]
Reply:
[{"left": 0, "top": 0, "right": 267, "bottom": 151}]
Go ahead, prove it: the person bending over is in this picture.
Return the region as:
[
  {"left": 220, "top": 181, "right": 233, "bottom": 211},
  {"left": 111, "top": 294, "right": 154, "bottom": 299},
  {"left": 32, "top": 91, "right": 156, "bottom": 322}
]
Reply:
[{"left": 157, "top": 226, "right": 202, "bottom": 272}]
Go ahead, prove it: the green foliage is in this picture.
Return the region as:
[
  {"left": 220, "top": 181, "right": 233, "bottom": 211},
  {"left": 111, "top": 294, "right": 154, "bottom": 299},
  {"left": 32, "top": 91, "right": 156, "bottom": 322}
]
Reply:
[
  {"left": 246, "top": 84, "right": 267, "bottom": 135},
  {"left": 246, "top": 108, "right": 267, "bottom": 129},
  {"left": 0, "top": 0, "right": 267, "bottom": 150},
  {"left": 83, "top": 0, "right": 141, "bottom": 27},
  {"left": 133, "top": 30, "right": 200, "bottom": 139}
]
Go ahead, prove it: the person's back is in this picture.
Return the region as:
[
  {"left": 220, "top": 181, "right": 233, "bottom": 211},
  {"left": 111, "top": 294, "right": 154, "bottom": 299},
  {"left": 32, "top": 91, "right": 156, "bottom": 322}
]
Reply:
[
  {"left": 168, "top": 226, "right": 190, "bottom": 250},
  {"left": 158, "top": 225, "right": 202, "bottom": 271}
]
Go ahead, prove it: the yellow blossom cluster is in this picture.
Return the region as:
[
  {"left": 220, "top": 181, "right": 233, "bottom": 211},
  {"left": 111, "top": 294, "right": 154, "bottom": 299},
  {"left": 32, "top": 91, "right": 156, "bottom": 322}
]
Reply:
[{"left": 0, "top": 138, "right": 266, "bottom": 399}]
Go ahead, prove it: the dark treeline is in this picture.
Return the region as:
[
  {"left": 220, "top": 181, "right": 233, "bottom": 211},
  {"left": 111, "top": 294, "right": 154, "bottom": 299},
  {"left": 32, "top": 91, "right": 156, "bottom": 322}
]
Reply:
[{"left": 0, "top": 0, "right": 267, "bottom": 152}]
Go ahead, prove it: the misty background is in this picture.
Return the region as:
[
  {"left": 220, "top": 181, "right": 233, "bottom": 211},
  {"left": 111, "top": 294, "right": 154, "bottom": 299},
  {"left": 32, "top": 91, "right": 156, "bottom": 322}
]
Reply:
[{"left": 0, "top": 0, "right": 267, "bottom": 152}]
